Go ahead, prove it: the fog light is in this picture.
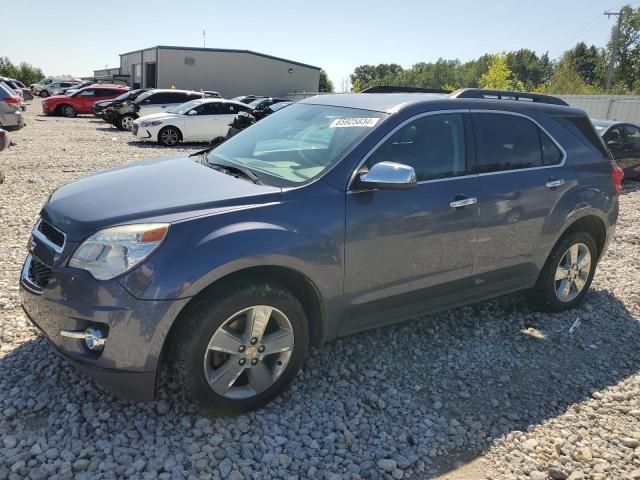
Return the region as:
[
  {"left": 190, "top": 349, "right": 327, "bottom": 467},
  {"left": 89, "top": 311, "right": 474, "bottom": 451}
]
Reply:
[
  {"left": 60, "top": 326, "right": 108, "bottom": 352},
  {"left": 84, "top": 328, "right": 107, "bottom": 351}
]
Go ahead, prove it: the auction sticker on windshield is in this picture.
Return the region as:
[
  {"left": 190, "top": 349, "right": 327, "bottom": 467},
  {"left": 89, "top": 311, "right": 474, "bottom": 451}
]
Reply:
[{"left": 329, "top": 118, "right": 380, "bottom": 128}]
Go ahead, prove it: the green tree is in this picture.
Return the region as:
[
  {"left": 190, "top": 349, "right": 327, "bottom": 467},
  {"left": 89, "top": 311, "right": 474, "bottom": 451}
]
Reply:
[
  {"left": 479, "top": 53, "right": 524, "bottom": 90},
  {"left": 318, "top": 69, "right": 334, "bottom": 92},
  {"left": 350, "top": 64, "right": 404, "bottom": 88},
  {"left": 542, "top": 61, "right": 597, "bottom": 94},
  {"left": 0, "top": 56, "right": 44, "bottom": 85},
  {"left": 506, "top": 49, "right": 545, "bottom": 87},
  {"left": 563, "top": 42, "right": 605, "bottom": 86}
]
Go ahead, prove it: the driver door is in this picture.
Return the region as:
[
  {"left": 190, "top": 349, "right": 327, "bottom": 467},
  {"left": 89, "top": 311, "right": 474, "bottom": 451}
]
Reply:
[
  {"left": 75, "top": 89, "right": 96, "bottom": 112},
  {"left": 342, "top": 112, "right": 481, "bottom": 333}
]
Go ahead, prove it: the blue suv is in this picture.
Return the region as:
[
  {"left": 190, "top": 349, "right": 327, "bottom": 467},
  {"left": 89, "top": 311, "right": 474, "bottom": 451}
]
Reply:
[{"left": 20, "top": 89, "right": 622, "bottom": 414}]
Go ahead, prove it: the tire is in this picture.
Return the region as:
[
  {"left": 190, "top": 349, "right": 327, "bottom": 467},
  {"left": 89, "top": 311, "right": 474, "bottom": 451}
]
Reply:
[
  {"left": 118, "top": 114, "right": 136, "bottom": 131},
  {"left": 60, "top": 105, "right": 76, "bottom": 118},
  {"left": 39, "top": 90, "right": 49, "bottom": 98},
  {"left": 170, "top": 282, "right": 309, "bottom": 415},
  {"left": 0, "top": 169, "right": 4, "bottom": 185},
  {"left": 533, "top": 231, "right": 598, "bottom": 312},
  {"left": 158, "top": 126, "right": 181, "bottom": 147}
]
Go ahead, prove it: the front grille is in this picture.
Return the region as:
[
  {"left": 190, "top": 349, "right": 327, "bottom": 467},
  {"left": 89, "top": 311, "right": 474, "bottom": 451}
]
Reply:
[
  {"left": 28, "top": 257, "right": 52, "bottom": 289},
  {"left": 132, "top": 124, "right": 139, "bottom": 135},
  {"left": 37, "top": 220, "right": 65, "bottom": 249}
]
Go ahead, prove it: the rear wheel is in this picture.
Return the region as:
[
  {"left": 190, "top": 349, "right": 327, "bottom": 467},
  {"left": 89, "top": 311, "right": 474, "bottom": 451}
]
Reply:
[
  {"left": 171, "top": 283, "right": 308, "bottom": 415},
  {"left": 158, "top": 126, "right": 181, "bottom": 147},
  {"left": 60, "top": 105, "right": 76, "bottom": 118},
  {"left": 39, "top": 90, "right": 49, "bottom": 98},
  {"left": 118, "top": 114, "right": 136, "bottom": 131},
  {"left": 533, "top": 231, "right": 598, "bottom": 312}
]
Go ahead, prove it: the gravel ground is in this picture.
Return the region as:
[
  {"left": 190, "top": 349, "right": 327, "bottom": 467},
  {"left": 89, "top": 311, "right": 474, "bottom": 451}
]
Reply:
[{"left": 1, "top": 100, "right": 640, "bottom": 480}]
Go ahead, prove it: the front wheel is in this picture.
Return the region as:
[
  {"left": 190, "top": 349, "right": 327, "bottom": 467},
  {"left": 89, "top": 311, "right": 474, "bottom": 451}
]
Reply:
[
  {"left": 171, "top": 283, "right": 309, "bottom": 415},
  {"left": 118, "top": 114, "right": 136, "bottom": 131},
  {"left": 158, "top": 126, "right": 181, "bottom": 147},
  {"left": 61, "top": 105, "right": 76, "bottom": 118},
  {"left": 533, "top": 231, "right": 598, "bottom": 312},
  {"left": 39, "top": 90, "right": 49, "bottom": 98}
]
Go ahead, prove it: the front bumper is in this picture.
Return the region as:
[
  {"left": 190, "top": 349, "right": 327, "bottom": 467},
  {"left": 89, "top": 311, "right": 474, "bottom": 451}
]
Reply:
[
  {"left": 20, "top": 248, "right": 188, "bottom": 401},
  {"left": 132, "top": 124, "right": 152, "bottom": 140}
]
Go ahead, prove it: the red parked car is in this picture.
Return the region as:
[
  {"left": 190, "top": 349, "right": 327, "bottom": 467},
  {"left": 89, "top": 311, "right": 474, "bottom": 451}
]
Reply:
[{"left": 42, "top": 86, "right": 129, "bottom": 117}]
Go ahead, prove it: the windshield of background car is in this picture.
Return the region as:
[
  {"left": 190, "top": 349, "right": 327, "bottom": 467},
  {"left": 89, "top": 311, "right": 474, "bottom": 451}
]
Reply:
[
  {"left": 167, "top": 100, "right": 202, "bottom": 114},
  {"left": 135, "top": 91, "right": 154, "bottom": 103},
  {"left": 206, "top": 103, "right": 386, "bottom": 187}
]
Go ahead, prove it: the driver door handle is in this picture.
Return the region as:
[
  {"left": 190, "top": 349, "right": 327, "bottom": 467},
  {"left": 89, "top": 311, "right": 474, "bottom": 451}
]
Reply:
[{"left": 449, "top": 196, "right": 478, "bottom": 208}]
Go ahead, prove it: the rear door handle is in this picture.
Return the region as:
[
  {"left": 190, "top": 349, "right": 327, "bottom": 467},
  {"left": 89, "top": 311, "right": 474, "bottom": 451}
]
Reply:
[
  {"left": 449, "top": 197, "right": 478, "bottom": 208},
  {"left": 545, "top": 179, "right": 565, "bottom": 189}
]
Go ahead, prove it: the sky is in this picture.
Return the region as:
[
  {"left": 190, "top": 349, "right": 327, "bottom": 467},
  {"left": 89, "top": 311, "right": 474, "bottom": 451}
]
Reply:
[{"left": 1, "top": 0, "right": 637, "bottom": 91}]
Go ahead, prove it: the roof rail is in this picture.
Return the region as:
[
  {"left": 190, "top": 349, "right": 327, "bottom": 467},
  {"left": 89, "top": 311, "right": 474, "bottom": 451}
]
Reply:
[
  {"left": 360, "top": 86, "right": 452, "bottom": 94},
  {"left": 450, "top": 88, "right": 569, "bottom": 106}
]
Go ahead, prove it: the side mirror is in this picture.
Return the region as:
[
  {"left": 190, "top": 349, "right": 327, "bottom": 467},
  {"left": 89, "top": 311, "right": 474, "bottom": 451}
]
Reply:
[
  {"left": 187, "top": 110, "right": 198, "bottom": 115},
  {"left": 357, "top": 161, "right": 417, "bottom": 190}
]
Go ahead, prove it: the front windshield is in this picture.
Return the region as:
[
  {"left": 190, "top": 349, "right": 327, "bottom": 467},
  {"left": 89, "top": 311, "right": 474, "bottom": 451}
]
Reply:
[
  {"left": 248, "top": 98, "right": 267, "bottom": 109},
  {"left": 135, "top": 91, "right": 154, "bottom": 103},
  {"left": 114, "top": 90, "right": 133, "bottom": 101},
  {"left": 167, "top": 100, "right": 202, "bottom": 114},
  {"left": 206, "top": 103, "right": 386, "bottom": 187}
]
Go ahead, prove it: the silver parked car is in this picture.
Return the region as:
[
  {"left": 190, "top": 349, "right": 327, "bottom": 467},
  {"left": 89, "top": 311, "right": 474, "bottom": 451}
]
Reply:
[{"left": 0, "top": 83, "right": 24, "bottom": 131}]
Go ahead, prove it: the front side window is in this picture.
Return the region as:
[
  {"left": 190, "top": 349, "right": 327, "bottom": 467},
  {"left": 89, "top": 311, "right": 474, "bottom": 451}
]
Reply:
[
  {"left": 367, "top": 113, "right": 467, "bottom": 181},
  {"left": 604, "top": 126, "right": 624, "bottom": 145},
  {"left": 473, "top": 113, "right": 545, "bottom": 172},
  {"left": 206, "top": 104, "right": 386, "bottom": 187},
  {"left": 79, "top": 89, "right": 95, "bottom": 97}
]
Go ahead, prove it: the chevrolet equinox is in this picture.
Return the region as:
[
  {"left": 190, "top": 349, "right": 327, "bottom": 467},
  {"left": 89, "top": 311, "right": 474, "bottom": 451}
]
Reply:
[{"left": 21, "top": 89, "right": 622, "bottom": 414}]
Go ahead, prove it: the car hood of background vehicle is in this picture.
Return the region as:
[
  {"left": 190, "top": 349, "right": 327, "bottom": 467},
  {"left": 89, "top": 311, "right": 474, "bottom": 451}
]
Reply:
[
  {"left": 42, "top": 156, "right": 281, "bottom": 241},
  {"left": 135, "top": 112, "right": 181, "bottom": 123}
]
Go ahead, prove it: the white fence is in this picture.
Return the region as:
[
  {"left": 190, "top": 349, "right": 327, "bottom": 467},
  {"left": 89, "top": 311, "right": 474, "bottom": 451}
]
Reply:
[{"left": 555, "top": 95, "right": 640, "bottom": 123}]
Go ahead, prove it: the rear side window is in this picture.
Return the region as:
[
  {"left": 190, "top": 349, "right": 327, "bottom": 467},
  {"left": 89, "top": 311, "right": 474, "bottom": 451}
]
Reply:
[
  {"left": 624, "top": 125, "right": 640, "bottom": 145},
  {"left": 473, "top": 113, "right": 564, "bottom": 172},
  {"left": 367, "top": 113, "right": 467, "bottom": 181},
  {"left": 473, "top": 113, "right": 541, "bottom": 172}
]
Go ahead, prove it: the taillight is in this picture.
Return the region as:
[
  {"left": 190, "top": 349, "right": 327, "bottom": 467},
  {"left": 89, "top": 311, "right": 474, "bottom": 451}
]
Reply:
[
  {"left": 612, "top": 165, "right": 624, "bottom": 196},
  {"left": 2, "top": 96, "right": 20, "bottom": 106}
]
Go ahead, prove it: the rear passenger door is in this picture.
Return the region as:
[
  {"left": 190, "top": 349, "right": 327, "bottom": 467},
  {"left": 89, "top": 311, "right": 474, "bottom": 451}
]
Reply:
[
  {"left": 344, "top": 112, "right": 481, "bottom": 329},
  {"left": 472, "top": 111, "right": 572, "bottom": 287}
]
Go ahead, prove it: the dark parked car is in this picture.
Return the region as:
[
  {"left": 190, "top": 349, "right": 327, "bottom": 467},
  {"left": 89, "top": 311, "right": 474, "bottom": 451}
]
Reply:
[
  {"left": 93, "top": 88, "right": 149, "bottom": 117},
  {"left": 593, "top": 119, "right": 640, "bottom": 179},
  {"left": 230, "top": 95, "right": 264, "bottom": 104},
  {"left": 21, "top": 89, "right": 622, "bottom": 414},
  {"left": 246, "top": 96, "right": 289, "bottom": 111}
]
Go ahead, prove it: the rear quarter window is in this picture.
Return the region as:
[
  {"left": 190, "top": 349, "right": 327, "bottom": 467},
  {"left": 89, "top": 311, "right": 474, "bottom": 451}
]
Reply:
[{"left": 553, "top": 115, "right": 610, "bottom": 158}]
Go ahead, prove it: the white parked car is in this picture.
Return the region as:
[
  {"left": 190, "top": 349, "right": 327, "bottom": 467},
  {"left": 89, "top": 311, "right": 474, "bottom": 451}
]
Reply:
[{"left": 132, "top": 99, "right": 251, "bottom": 146}]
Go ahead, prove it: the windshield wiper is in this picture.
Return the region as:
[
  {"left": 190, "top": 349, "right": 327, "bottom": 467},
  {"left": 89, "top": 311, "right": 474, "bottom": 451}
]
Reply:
[{"left": 206, "top": 162, "right": 262, "bottom": 185}]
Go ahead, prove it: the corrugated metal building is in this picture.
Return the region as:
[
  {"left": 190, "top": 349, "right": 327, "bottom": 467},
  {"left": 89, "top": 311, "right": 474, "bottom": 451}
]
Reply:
[
  {"left": 558, "top": 95, "right": 640, "bottom": 123},
  {"left": 98, "top": 46, "right": 321, "bottom": 98}
]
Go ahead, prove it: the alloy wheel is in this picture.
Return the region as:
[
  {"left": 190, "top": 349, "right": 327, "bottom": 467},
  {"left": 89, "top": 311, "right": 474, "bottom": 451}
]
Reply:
[
  {"left": 203, "top": 305, "right": 294, "bottom": 399},
  {"left": 161, "top": 128, "right": 179, "bottom": 146},
  {"left": 554, "top": 243, "right": 591, "bottom": 302},
  {"left": 121, "top": 116, "right": 134, "bottom": 131},
  {"left": 63, "top": 106, "right": 76, "bottom": 118}
]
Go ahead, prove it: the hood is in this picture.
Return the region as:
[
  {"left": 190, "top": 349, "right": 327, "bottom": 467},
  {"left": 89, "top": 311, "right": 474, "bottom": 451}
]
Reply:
[
  {"left": 135, "top": 112, "right": 181, "bottom": 123},
  {"left": 42, "top": 94, "right": 71, "bottom": 102},
  {"left": 42, "top": 156, "right": 281, "bottom": 241}
]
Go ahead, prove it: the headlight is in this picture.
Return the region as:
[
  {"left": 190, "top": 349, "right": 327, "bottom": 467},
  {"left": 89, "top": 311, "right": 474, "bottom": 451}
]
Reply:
[
  {"left": 69, "top": 224, "right": 169, "bottom": 280},
  {"left": 140, "top": 120, "right": 163, "bottom": 127}
]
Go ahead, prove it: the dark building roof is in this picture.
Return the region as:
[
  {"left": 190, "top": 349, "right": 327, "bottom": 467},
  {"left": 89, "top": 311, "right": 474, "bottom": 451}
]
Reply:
[{"left": 119, "top": 46, "right": 321, "bottom": 71}]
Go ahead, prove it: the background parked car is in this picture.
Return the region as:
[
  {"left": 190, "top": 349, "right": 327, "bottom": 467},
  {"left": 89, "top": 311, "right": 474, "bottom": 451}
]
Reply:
[
  {"left": 132, "top": 99, "right": 251, "bottom": 146},
  {"left": 62, "top": 80, "right": 96, "bottom": 96},
  {"left": 246, "top": 97, "right": 290, "bottom": 111},
  {"left": 0, "top": 83, "right": 24, "bottom": 131},
  {"left": 593, "top": 119, "right": 640, "bottom": 179},
  {"left": 30, "top": 78, "right": 63, "bottom": 96},
  {"left": 41, "top": 81, "right": 79, "bottom": 98},
  {"left": 1, "top": 77, "right": 30, "bottom": 101},
  {"left": 93, "top": 88, "right": 149, "bottom": 117},
  {"left": 0, "top": 128, "right": 7, "bottom": 184},
  {"left": 225, "top": 100, "right": 294, "bottom": 140},
  {"left": 42, "top": 85, "right": 128, "bottom": 117},
  {"left": 230, "top": 95, "right": 264, "bottom": 104},
  {"left": 111, "top": 89, "right": 206, "bottom": 131}
]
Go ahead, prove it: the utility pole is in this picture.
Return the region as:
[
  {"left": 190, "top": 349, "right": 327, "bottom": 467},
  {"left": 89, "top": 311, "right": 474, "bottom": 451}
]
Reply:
[
  {"left": 203, "top": 30, "right": 206, "bottom": 48},
  {"left": 604, "top": 10, "right": 623, "bottom": 92}
]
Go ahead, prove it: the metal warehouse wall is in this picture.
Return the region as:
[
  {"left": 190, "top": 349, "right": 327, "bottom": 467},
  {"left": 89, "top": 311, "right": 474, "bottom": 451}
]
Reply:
[
  {"left": 157, "top": 49, "right": 320, "bottom": 97},
  {"left": 120, "top": 49, "right": 157, "bottom": 87},
  {"left": 557, "top": 95, "right": 640, "bottom": 123}
]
